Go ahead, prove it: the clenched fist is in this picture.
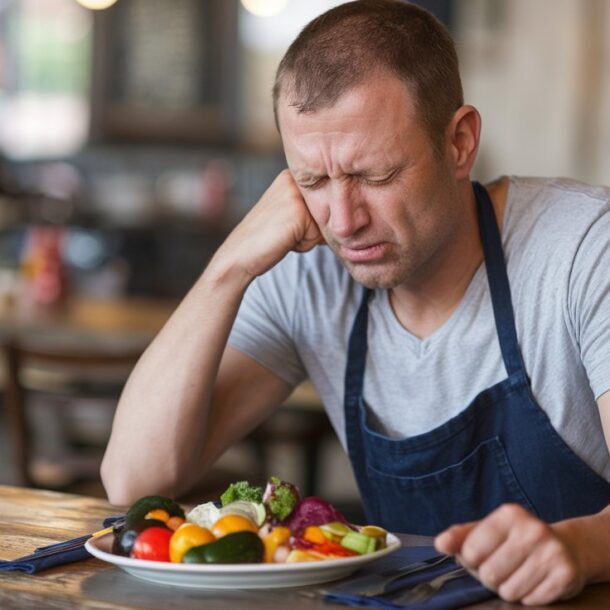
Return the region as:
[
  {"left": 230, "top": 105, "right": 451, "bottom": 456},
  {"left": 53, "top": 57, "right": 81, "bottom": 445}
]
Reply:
[
  {"left": 435, "top": 504, "right": 589, "bottom": 605},
  {"left": 213, "top": 169, "right": 324, "bottom": 283}
]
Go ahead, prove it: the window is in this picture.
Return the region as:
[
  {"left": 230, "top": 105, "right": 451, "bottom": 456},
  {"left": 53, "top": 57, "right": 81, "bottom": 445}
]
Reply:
[{"left": 0, "top": 0, "right": 92, "bottom": 159}]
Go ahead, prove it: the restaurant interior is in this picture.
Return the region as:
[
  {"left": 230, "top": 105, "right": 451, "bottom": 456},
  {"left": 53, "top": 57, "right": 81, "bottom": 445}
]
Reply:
[{"left": 0, "top": 0, "right": 608, "bottom": 518}]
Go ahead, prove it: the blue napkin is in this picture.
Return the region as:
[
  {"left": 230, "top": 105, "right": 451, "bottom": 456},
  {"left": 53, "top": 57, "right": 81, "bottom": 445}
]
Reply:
[
  {"left": 324, "top": 546, "right": 495, "bottom": 609},
  {"left": 0, "top": 516, "right": 123, "bottom": 574}
]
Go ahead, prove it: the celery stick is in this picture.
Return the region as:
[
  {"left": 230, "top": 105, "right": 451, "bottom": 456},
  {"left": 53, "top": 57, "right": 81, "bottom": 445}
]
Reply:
[{"left": 340, "top": 532, "right": 375, "bottom": 554}]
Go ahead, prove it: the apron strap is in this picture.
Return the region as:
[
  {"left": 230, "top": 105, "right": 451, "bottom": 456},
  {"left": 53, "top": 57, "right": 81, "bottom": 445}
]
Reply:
[
  {"left": 345, "top": 287, "right": 372, "bottom": 402},
  {"left": 473, "top": 181, "right": 527, "bottom": 378},
  {"left": 343, "top": 287, "right": 372, "bottom": 478}
]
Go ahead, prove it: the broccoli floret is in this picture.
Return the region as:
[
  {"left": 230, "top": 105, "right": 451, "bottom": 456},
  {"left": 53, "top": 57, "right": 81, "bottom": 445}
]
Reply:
[
  {"left": 263, "top": 476, "right": 300, "bottom": 521},
  {"left": 220, "top": 481, "right": 263, "bottom": 506}
]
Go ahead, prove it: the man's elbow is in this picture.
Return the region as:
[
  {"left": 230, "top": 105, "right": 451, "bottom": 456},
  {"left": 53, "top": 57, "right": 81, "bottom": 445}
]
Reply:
[
  {"left": 100, "top": 452, "right": 181, "bottom": 506},
  {"left": 100, "top": 455, "right": 136, "bottom": 506}
]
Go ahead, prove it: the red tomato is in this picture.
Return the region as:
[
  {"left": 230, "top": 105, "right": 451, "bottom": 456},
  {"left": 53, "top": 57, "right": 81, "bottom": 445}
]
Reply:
[{"left": 131, "top": 527, "right": 172, "bottom": 562}]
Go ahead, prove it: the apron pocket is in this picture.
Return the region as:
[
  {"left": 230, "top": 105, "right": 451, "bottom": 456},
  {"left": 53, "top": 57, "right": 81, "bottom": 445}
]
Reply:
[{"left": 364, "top": 436, "right": 536, "bottom": 535}]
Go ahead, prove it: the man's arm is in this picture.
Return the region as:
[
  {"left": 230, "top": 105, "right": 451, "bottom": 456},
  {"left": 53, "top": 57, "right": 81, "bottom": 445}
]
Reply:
[
  {"left": 101, "top": 170, "right": 322, "bottom": 505},
  {"left": 435, "top": 390, "right": 610, "bottom": 605}
]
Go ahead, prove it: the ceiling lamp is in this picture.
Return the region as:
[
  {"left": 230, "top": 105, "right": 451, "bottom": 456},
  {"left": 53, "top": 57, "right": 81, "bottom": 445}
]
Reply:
[
  {"left": 75, "top": 0, "right": 119, "bottom": 10},
  {"left": 240, "top": 0, "right": 289, "bottom": 18}
]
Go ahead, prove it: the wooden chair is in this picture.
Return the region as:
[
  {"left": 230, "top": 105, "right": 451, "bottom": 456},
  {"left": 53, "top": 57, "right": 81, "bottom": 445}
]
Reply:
[
  {"left": 2, "top": 338, "right": 143, "bottom": 489},
  {"left": 1, "top": 337, "right": 261, "bottom": 499},
  {"left": 2, "top": 334, "right": 334, "bottom": 499}
]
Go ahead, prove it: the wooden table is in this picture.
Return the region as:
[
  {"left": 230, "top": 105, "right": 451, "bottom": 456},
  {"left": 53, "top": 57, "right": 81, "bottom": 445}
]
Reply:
[
  {"left": 0, "top": 294, "right": 178, "bottom": 352},
  {"left": 1, "top": 486, "right": 609, "bottom": 610}
]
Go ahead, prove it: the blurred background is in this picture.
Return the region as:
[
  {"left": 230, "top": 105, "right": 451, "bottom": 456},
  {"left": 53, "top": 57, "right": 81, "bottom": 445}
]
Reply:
[{"left": 0, "top": 0, "right": 608, "bottom": 513}]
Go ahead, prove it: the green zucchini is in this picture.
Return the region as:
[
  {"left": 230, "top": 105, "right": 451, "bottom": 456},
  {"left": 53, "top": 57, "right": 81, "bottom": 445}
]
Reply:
[
  {"left": 183, "top": 531, "right": 264, "bottom": 564},
  {"left": 124, "top": 495, "right": 185, "bottom": 528}
]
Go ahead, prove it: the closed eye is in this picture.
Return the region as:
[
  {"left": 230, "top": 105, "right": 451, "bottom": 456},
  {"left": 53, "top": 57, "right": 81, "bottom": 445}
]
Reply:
[
  {"left": 298, "top": 170, "right": 398, "bottom": 190},
  {"left": 299, "top": 177, "right": 327, "bottom": 190},
  {"left": 361, "top": 170, "right": 398, "bottom": 186}
]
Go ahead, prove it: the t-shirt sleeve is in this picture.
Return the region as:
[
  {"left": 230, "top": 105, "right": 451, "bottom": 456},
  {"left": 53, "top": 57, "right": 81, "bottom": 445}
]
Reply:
[
  {"left": 568, "top": 204, "right": 610, "bottom": 399},
  {"left": 227, "top": 252, "right": 307, "bottom": 387}
]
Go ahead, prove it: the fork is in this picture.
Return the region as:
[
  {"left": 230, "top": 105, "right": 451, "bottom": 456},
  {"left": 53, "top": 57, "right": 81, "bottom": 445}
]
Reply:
[
  {"left": 298, "top": 553, "right": 451, "bottom": 599},
  {"left": 384, "top": 566, "right": 468, "bottom": 605},
  {"left": 352, "top": 553, "right": 452, "bottom": 597}
]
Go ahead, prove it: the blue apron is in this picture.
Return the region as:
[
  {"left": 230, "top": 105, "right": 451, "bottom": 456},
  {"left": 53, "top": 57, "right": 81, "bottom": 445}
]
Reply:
[{"left": 344, "top": 181, "right": 610, "bottom": 535}]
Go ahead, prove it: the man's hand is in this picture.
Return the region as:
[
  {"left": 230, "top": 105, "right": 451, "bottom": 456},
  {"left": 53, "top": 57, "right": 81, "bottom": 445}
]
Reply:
[
  {"left": 434, "top": 504, "right": 588, "bottom": 605},
  {"left": 214, "top": 169, "right": 323, "bottom": 282}
]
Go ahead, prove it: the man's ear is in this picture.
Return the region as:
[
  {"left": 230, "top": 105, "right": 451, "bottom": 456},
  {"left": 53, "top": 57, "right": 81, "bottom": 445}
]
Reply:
[{"left": 446, "top": 105, "right": 481, "bottom": 180}]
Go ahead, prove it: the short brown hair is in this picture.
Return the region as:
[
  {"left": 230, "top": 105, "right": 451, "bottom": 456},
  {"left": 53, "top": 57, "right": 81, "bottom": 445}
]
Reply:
[{"left": 273, "top": 0, "right": 463, "bottom": 151}]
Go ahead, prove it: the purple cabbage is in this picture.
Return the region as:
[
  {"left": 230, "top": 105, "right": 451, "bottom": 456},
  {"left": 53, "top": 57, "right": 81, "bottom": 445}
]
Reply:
[{"left": 281, "top": 496, "right": 353, "bottom": 535}]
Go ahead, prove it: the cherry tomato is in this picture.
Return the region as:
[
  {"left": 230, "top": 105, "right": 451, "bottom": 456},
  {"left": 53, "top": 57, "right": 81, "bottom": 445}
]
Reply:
[{"left": 131, "top": 527, "right": 173, "bottom": 562}]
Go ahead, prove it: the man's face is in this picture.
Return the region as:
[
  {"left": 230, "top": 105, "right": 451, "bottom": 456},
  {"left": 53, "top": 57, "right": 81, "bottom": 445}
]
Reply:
[{"left": 278, "top": 73, "right": 462, "bottom": 290}]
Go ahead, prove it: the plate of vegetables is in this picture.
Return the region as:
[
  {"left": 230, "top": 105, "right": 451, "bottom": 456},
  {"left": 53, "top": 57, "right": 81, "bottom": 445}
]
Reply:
[{"left": 86, "top": 476, "right": 400, "bottom": 589}]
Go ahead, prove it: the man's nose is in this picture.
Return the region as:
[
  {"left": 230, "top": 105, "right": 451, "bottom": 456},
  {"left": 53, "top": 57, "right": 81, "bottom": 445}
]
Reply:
[{"left": 327, "top": 180, "right": 369, "bottom": 238}]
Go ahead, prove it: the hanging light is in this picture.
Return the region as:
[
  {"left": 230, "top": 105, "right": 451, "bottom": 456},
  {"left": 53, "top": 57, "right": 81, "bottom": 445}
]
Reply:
[
  {"left": 240, "top": 0, "right": 288, "bottom": 18},
  {"left": 74, "top": 0, "right": 119, "bottom": 10}
]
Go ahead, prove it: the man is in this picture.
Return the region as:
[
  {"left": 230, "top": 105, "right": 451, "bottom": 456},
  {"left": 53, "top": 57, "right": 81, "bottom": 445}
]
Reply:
[{"left": 101, "top": 0, "right": 610, "bottom": 604}]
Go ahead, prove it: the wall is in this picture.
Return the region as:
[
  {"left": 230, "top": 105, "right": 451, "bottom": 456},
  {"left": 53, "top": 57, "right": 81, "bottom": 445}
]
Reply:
[{"left": 457, "top": 0, "right": 610, "bottom": 184}]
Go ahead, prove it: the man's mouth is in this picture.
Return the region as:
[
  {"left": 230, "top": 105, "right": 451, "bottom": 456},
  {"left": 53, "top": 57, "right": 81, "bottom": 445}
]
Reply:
[{"left": 339, "top": 242, "right": 388, "bottom": 263}]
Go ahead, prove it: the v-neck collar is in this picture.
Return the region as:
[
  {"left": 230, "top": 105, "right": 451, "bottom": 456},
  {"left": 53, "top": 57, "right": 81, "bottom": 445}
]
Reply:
[{"left": 375, "top": 264, "right": 487, "bottom": 357}]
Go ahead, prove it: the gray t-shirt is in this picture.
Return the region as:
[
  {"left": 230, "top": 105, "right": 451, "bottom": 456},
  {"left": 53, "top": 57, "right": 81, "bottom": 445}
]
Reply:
[{"left": 229, "top": 176, "right": 610, "bottom": 481}]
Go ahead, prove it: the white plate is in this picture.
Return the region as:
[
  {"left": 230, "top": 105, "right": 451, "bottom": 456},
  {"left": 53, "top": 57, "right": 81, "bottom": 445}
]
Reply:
[{"left": 85, "top": 532, "right": 401, "bottom": 589}]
